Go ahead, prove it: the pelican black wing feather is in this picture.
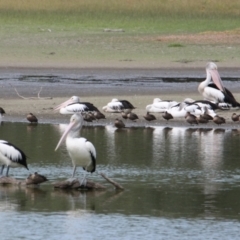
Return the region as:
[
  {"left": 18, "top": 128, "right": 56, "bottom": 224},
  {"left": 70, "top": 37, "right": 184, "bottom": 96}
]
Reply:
[
  {"left": 119, "top": 100, "right": 135, "bottom": 109},
  {"left": 2, "top": 141, "right": 28, "bottom": 169}
]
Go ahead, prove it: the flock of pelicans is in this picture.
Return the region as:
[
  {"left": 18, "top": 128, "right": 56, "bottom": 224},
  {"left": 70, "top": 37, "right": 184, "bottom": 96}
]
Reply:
[{"left": 0, "top": 62, "right": 240, "bottom": 185}]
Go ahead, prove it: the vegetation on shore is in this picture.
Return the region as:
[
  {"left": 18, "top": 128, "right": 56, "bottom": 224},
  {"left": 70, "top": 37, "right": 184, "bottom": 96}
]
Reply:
[{"left": 0, "top": 0, "right": 239, "bottom": 68}]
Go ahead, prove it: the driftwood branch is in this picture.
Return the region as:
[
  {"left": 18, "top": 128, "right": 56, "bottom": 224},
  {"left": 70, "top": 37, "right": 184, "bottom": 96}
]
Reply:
[
  {"left": 53, "top": 173, "right": 124, "bottom": 190},
  {"left": 9, "top": 83, "right": 52, "bottom": 100},
  {"left": 100, "top": 173, "right": 124, "bottom": 190},
  {"left": 53, "top": 179, "right": 106, "bottom": 190},
  {"left": 0, "top": 172, "right": 48, "bottom": 186}
]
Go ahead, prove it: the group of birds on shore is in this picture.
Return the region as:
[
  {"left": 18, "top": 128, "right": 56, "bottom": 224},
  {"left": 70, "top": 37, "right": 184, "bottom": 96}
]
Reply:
[{"left": 0, "top": 61, "right": 240, "bottom": 181}]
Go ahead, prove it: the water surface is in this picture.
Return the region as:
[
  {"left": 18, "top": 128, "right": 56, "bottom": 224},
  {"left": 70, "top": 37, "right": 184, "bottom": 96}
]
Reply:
[{"left": 0, "top": 122, "right": 240, "bottom": 239}]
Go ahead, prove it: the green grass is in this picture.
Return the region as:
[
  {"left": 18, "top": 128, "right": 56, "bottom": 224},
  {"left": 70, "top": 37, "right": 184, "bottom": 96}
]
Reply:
[
  {"left": 0, "top": 0, "right": 239, "bottom": 68},
  {"left": 0, "top": 0, "right": 240, "bottom": 33}
]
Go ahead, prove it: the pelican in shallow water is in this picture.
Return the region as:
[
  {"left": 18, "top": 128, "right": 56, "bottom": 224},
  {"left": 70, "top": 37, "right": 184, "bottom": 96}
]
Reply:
[
  {"left": 102, "top": 98, "right": 135, "bottom": 113},
  {"left": 0, "top": 140, "right": 29, "bottom": 177},
  {"left": 198, "top": 62, "right": 240, "bottom": 108},
  {"left": 55, "top": 114, "right": 96, "bottom": 185},
  {"left": 54, "top": 96, "right": 100, "bottom": 114}
]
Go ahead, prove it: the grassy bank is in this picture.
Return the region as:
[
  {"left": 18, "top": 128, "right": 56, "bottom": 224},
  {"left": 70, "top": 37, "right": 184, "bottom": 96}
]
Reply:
[{"left": 0, "top": 0, "right": 240, "bottom": 68}]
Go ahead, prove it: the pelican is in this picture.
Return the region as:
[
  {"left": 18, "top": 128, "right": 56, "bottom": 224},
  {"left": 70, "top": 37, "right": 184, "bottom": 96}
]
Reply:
[
  {"left": 55, "top": 114, "right": 96, "bottom": 184},
  {"left": 54, "top": 96, "right": 100, "bottom": 114},
  {"left": 26, "top": 113, "right": 38, "bottom": 123},
  {"left": 146, "top": 98, "right": 179, "bottom": 113},
  {"left": 102, "top": 98, "right": 135, "bottom": 113},
  {"left": 198, "top": 62, "right": 240, "bottom": 108},
  {"left": 0, "top": 140, "right": 29, "bottom": 177}
]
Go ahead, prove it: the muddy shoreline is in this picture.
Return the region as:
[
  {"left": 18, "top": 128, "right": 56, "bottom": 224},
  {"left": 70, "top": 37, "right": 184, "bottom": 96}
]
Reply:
[{"left": 0, "top": 67, "right": 240, "bottom": 129}]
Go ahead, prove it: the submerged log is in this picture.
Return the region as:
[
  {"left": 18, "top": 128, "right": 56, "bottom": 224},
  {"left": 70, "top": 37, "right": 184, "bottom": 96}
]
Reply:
[
  {"left": 53, "top": 179, "right": 106, "bottom": 190},
  {"left": 0, "top": 172, "right": 48, "bottom": 186},
  {"left": 53, "top": 173, "right": 124, "bottom": 190}
]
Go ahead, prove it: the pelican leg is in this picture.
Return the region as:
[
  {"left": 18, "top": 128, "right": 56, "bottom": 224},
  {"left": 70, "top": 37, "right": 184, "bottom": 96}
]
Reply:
[
  {"left": 5, "top": 166, "right": 10, "bottom": 177},
  {"left": 79, "top": 173, "right": 87, "bottom": 187},
  {"left": 66, "top": 166, "right": 77, "bottom": 183},
  {"left": 0, "top": 165, "right": 4, "bottom": 177}
]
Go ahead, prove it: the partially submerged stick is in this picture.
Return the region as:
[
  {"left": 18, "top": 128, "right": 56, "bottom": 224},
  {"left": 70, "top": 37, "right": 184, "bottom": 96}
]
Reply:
[
  {"left": 100, "top": 173, "right": 124, "bottom": 190},
  {"left": 53, "top": 179, "right": 106, "bottom": 190}
]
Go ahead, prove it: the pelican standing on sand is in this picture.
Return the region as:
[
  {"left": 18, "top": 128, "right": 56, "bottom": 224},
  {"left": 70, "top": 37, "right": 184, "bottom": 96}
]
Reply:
[
  {"left": 0, "top": 140, "right": 29, "bottom": 177},
  {"left": 102, "top": 98, "right": 135, "bottom": 113},
  {"left": 55, "top": 114, "right": 96, "bottom": 185},
  {"left": 54, "top": 96, "right": 100, "bottom": 114},
  {"left": 198, "top": 62, "right": 240, "bottom": 108}
]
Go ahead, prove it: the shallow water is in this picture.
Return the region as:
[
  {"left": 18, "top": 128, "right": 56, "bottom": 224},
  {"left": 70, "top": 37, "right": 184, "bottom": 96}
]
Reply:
[{"left": 1, "top": 121, "right": 240, "bottom": 239}]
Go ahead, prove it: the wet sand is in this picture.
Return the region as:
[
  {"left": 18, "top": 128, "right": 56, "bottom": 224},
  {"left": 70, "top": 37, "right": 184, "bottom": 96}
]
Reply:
[{"left": 1, "top": 67, "right": 240, "bottom": 129}]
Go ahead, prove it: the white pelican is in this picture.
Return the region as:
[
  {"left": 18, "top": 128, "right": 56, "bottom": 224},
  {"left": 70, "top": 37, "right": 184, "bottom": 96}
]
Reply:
[
  {"left": 55, "top": 114, "right": 96, "bottom": 184},
  {"left": 0, "top": 140, "right": 29, "bottom": 176},
  {"left": 102, "top": 98, "right": 135, "bottom": 113},
  {"left": 198, "top": 62, "right": 240, "bottom": 108},
  {"left": 26, "top": 113, "right": 38, "bottom": 123},
  {"left": 146, "top": 98, "right": 179, "bottom": 113},
  {"left": 54, "top": 96, "right": 100, "bottom": 114}
]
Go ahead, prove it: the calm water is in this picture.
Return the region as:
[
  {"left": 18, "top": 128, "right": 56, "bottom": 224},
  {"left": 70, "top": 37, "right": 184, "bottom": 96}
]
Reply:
[{"left": 1, "top": 121, "right": 240, "bottom": 239}]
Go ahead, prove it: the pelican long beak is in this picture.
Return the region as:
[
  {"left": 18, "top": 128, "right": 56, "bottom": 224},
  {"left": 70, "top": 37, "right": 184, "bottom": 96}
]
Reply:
[
  {"left": 55, "top": 120, "right": 75, "bottom": 151},
  {"left": 209, "top": 69, "right": 225, "bottom": 92},
  {"left": 54, "top": 98, "right": 73, "bottom": 111}
]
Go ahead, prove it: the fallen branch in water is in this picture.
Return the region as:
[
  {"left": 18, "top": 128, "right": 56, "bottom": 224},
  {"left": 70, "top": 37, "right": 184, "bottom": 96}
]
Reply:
[
  {"left": 53, "top": 178, "right": 106, "bottom": 190},
  {"left": 100, "top": 172, "right": 124, "bottom": 190},
  {"left": 53, "top": 173, "right": 124, "bottom": 190},
  {"left": 9, "top": 83, "right": 52, "bottom": 100}
]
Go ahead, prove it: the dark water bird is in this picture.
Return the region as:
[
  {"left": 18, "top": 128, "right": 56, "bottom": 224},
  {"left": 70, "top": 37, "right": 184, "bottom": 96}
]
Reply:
[
  {"left": 93, "top": 111, "right": 106, "bottom": 121},
  {"left": 197, "top": 115, "right": 209, "bottom": 124},
  {"left": 143, "top": 112, "right": 156, "bottom": 121},
  {"left": 198, "top": 62, "right": 240, "bottom": 108},
  {"left": 127, "top": 112, "right": 138, "bottom": 121},
  {"left": 121, "top": 111, "right": 128, "bottom": 119},
  {"left": 103, "top": 98, "right": 135, "bottom": 113},
  {"left": 27, "top": 113, "right": 38, "bottom": 123},
  {"left": 213, "top": 115, "right": 226, "bottom": 125},
  {"left": 162, "top": 111, "right": 173, "bottom": 121},
  {"left": 114, "top": 118, "right": 125, "bottom": 129},
  {"left": 55, "top": 114, "right": 96, "bottom": 185},
  {"left": 54, "top": 96, "right": 100, "bottom": 114},
  {"left": 201, "top": 107, "right": 214, "bottom": 121},
  {"left": 0, "top": 107, "right": 5, "bottom": 116},
  {"left": 185, "top": 112, "right": 198, "bottom": 125},
  {"left": 231, "top": 113, "right": 240, "bottom": 122},
  {"left": 83, "top": 112, "right": 95, "bottom": 122},
  {"left": 0, "top": 140, "right": 29, "bottom": 177}
]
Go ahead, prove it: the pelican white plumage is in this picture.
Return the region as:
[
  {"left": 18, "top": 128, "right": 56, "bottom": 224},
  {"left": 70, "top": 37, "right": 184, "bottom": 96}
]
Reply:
[
  {"left": 146, "top": 98, "right": 179, "bottom": 113},
  {"left": 54, "top": 96, "right": 100, "bottom": 114},
  {"left": 55, "top": 114, "right": 96, "bottom": 184},
  {"left": 198, "top": 62, "right": 240, "bottom": 108},
  {"left": 102, "top": 98, "right": 135, "bottom": 113},
  {"left": 0, "top": 140, "right": 29, "bottom": 176}
]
